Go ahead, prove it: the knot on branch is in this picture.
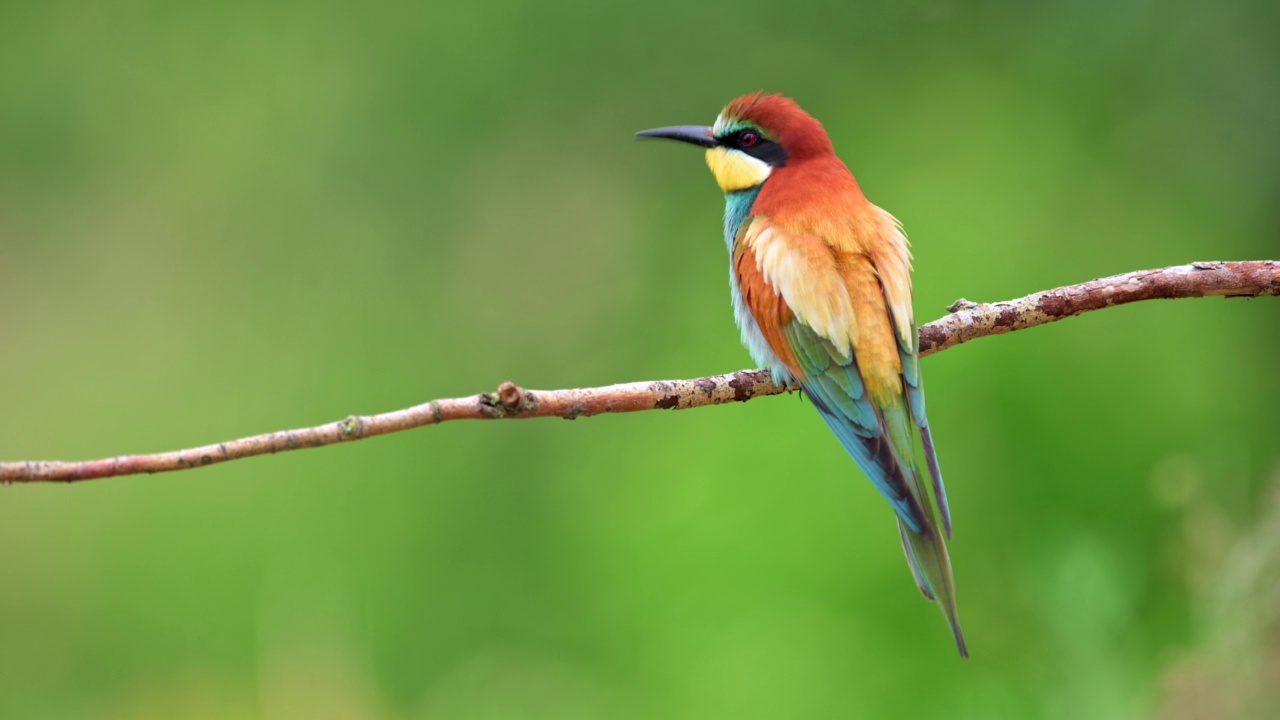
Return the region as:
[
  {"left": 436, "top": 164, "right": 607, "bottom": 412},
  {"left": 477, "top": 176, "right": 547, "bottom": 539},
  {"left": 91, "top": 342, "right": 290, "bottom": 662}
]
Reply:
[
  {"left": 480, "top": 381, "right": 537, "bottom": 418},
  {"left": 498, "top": 381, "right": 523, "bottom": 409},
  {"left": 341, "top": 416, "right": 365, "bottom": 438}
]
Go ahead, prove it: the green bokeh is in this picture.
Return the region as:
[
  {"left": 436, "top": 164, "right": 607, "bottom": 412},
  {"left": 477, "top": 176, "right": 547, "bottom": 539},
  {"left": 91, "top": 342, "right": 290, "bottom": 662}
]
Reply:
[{"left": 2, "top": 1, "right": 1278, "bottom": 718}]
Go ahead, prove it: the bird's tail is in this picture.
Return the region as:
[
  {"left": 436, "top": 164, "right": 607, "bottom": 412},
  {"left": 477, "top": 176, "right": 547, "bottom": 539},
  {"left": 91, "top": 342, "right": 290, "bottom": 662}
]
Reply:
[{"left": 898, "top": 516, "right": 967, "bottom": 657}]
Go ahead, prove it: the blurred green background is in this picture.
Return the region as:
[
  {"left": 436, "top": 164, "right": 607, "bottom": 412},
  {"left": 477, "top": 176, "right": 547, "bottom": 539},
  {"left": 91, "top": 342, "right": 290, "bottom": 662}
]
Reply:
[{"left": 2, "top": 1, "right": 1278, "bottom": 718}]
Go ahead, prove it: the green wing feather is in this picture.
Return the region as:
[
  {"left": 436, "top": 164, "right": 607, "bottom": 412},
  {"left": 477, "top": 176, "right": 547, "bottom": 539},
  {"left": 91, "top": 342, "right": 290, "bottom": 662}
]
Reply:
[{"left": 786, "top": 313, "right": 967, "bottom": 657}]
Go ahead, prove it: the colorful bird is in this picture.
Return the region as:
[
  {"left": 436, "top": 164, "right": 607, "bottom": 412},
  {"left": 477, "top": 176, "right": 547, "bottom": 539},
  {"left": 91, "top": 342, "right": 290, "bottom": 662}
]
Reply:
[{"left": 637, "top": 93, "right": 966, "bottom": 656}]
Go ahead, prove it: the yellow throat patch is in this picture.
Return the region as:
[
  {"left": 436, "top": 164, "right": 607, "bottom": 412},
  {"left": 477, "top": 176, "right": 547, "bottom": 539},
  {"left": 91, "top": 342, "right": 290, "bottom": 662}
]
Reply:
[{"left": 705, "top": 146, "right": 771, "bottom": 193}]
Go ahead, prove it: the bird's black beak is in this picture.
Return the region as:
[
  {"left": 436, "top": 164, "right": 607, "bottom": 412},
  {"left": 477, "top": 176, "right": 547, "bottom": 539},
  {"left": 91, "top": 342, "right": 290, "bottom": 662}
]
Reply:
[{"left": 635, "top": 125, "right": 717, "bottom": 148}]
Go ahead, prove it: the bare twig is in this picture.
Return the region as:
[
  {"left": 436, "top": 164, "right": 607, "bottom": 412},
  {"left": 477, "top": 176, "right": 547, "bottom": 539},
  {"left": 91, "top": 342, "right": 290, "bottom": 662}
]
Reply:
[
  {"left": 3, "top": 260, "right": 1276, "bottom": 484},
  {"left": 918, "top": 260, "right": 1278, "bottom": 354}
]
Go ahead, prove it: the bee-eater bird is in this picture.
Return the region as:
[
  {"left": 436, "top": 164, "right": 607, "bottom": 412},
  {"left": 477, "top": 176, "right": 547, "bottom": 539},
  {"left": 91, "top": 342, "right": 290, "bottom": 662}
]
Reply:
[{"left": 637, "top": 93, "right": 966, "bottom": 656}]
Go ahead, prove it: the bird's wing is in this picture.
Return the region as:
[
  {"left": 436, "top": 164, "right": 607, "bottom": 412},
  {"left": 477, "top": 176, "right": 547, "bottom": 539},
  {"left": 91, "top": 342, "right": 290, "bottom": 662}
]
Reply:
[
  {"left": 735, "top": 213, "right": 966, "bottom": 654},
  {"left": 871, "top": 209, "right": 953, "bottom": 537},
  {"left": 731, "top": 217, "right": 930, "bottom": 534}
]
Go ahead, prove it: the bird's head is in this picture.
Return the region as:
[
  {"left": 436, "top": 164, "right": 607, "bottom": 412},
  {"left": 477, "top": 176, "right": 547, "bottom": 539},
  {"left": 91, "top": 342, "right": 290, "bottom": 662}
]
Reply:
[{"left": 636, "top": 92, "right": 834, "bottom": 193}]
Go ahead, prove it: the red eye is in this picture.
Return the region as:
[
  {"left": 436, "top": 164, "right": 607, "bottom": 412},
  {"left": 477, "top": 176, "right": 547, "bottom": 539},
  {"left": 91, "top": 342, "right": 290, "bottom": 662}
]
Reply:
[{"left": 739, "top": 131, "right": 759, "bottom": 147}]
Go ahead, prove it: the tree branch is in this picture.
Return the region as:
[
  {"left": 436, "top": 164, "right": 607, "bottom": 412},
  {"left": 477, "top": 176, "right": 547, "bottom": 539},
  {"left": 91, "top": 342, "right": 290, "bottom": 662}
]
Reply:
[{"left": 3, "top": 260, "right": 1276, "bottom": 485}]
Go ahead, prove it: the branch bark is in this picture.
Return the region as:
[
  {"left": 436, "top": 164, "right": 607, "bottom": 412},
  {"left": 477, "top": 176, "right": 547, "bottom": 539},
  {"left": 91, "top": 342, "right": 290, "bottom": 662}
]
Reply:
[{"left": 3, "top": 260, "right": 1276, "bottom": 484}]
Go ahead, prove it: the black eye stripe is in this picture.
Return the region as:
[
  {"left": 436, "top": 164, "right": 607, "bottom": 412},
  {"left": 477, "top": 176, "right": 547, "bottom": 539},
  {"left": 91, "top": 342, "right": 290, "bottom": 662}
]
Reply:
[
  {"left": 751, "top": 142, "right": 787, "bottom": 167},
  {"left": 714, "top": 128, "right": 788, "bottom": 167},
  {"left": 738, "top": 137, "right": 787, "bottom": 167}
]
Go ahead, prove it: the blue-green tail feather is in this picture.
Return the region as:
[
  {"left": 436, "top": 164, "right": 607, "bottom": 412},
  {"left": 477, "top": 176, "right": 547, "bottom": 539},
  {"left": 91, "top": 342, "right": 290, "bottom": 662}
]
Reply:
[
  {"left": 785, "top": 319, "right": 966, "bottom": 655},
  {"left": 900, "top": 329, "right": 953, "bottom": 538}
]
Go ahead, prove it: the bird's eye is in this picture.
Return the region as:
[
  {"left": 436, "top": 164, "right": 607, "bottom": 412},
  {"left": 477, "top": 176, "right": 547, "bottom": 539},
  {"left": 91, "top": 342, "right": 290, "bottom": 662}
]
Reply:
[{"left": 738, "top": 131, "right": 759, "bottom": 148}]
